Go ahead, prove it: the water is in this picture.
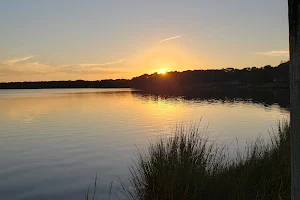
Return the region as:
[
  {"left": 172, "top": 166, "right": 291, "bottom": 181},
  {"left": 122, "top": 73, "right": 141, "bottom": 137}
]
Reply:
[{"left": 0, "top": 88, "right": 289, "bottom": 200}]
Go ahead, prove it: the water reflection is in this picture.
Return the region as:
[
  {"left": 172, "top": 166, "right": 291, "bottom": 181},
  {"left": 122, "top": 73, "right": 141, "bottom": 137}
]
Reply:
[
  {"left": 0, "top": 88, "right": 289, "bottom": 124},
  {"left": 0, "top": 88, "right": 290, "bottom": 200},
  {"left": 132, "top": 88, "right": 290, "bottom": 110}
]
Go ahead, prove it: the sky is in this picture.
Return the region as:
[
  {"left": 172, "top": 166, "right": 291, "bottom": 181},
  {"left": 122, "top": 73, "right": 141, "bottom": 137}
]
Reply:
[{"left": 0, "top": 0, "right": 289, "bottom": 82}]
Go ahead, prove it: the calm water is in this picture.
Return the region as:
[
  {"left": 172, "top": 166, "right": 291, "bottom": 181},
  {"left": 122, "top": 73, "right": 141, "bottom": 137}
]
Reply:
[{"left": 0, "top": 89, "right": 289, "bottom": 200}]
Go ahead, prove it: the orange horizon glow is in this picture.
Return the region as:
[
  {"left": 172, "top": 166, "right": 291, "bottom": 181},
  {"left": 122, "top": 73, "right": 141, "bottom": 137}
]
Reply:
[
  {"left": 158, "top": 69, "right": 167, "bottom": 74},
  {"left": 0, "top": 36, "right": 286, "bottom": 83}
]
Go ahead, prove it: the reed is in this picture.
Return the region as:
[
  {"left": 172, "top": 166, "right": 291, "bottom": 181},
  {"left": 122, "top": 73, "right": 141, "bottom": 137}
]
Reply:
[{"left": 124, "top": 122, "right": 290, "bottom": 200}]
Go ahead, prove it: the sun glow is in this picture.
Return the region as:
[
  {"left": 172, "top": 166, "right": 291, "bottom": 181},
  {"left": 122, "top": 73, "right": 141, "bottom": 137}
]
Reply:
[{"left": 158, "top": 69, "right": 167, "bottom": 74}]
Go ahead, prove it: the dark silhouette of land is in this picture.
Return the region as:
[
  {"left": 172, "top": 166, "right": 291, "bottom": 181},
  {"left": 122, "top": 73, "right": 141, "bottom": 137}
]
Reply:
[
  {"left": 0, "top": 61, "right": 289, "bottom": 90},
  {"left": 0, "top": 79, "right": 131, "bottom": 89},
  {"left": 131, "top": 61, "right": 289, "bottom": 93}
]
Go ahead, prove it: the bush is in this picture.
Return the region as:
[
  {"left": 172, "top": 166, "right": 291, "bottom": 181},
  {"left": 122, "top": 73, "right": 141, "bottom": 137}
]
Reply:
[{"left": 125, "top": 122, "right": 290, "bottom": 200}]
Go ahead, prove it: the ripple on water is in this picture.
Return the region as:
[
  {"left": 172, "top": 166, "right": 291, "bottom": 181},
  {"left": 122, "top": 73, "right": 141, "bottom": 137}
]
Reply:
[{"left": 0, "top": 89, "right": 289, "bottom": 200}]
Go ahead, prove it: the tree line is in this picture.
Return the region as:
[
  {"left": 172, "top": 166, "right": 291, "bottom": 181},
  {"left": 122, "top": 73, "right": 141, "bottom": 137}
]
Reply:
[
  {"left": 131, "top": 61, "right": 289, "bottom": 91},
  {"left": 0, "top": 61, "right": 289, "bottom": 89},
  {"left": 0, "top": 79, "right": 131, "bottom": 89}
]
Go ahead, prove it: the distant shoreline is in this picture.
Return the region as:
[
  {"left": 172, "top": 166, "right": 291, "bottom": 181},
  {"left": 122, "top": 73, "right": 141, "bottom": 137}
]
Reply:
[
  {"left": 0, "top": 82, "right": 288, "bottom": 90},
  {"left": 0, "top": 61, "right": 290, "bottom": 90},
  {"left": 0, "top": 80, "right": 289, "bottom": 90}
]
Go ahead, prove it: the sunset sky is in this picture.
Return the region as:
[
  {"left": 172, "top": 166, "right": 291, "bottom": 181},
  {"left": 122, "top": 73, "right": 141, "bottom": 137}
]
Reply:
[{"left": 0, "top": 0, "right": 288, "bottom": 82}]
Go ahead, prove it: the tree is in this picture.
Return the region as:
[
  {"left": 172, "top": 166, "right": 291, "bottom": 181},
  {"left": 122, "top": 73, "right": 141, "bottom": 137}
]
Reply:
[{"left": 289, "top": 1, "right": 300, "bottom": 199}]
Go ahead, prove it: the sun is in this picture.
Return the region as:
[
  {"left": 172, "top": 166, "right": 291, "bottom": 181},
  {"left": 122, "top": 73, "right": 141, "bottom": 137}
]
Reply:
[{"left": 158, "top": 69, "right": 167, "bottom": 75}]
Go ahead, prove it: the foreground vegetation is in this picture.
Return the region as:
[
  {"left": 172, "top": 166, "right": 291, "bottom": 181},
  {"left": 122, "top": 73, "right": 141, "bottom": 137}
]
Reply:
[{"left": 123, "top": 123, "right": 290, "bottom": 200}]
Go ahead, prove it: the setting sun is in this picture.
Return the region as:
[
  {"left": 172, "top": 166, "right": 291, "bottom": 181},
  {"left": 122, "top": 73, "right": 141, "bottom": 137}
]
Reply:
[{"left": 158, "top": 69, "right": 167, "bottom": 75}]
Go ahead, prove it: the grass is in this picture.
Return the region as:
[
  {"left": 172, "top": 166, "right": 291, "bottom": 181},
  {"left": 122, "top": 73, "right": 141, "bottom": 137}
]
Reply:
[{"left": 123, "top": 122, "right": 290, "bottom": 200}]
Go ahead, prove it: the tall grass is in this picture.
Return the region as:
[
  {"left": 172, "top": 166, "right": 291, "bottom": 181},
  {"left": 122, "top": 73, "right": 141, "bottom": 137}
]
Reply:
[{"left": 124, "top": 122, "right": 290, "bottom": 200}]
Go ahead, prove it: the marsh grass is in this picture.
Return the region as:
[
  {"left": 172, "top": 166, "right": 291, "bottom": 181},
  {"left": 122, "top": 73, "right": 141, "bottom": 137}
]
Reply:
[
  {"left": 124, "top": 122, "right": 290, "bottom": 200},
  {"left": 84, "top": 175, "right": 97, "bottom": 200}
]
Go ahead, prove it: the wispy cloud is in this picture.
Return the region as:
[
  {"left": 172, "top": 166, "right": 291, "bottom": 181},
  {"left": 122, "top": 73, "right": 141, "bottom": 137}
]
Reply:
[
  {"left": 255, "top": 50, "right": 289, "bottom": 57},
  {"left": 0, "top": 56, "right": 131, "bottom": 82},
  {"left": 0, "top": 60, "right": 127, "bottom": 76},
  {"left": 159, "top": 35, "right": 183, "bottom": 43},
  {"left": 0, "top": 61, "right": 56, "bottom": 75},
  {"left": 2, "top": 56, "right": 34, "bottom": 65},
  {"left": 79, "top": 59, "right": 127, "bottom": 67},
  {"left": 0, "top": 57, "right": 127, "bottom": 74}
]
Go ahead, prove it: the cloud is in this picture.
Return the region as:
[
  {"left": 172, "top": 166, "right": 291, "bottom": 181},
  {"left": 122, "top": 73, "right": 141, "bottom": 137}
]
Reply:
[
  {"left": 58, "top": 64, "right": 127, "bottom": 74},
  {"left": 0, "top": 57, "right": 127, "bottom": 74},
  {"left": 159, "top": 35, "right": 183, "bottom": 43},
  {"left": 79, "top": 59, "right": 127, "bottom": 68},
  {"left": 0, "top": 57, "right": 131, "bottom": 82},
  {"left": 255, "top": 50, "right": 289, "bottom": 57},
  {"left": 0, "top": 61, "right": 56, "bottom": 75},
  {"left": 2, "top": 56, "right": 34, "bottom": 65},
  {"left": 1, "top": 63, "right": 127, "bottom": 77}
]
